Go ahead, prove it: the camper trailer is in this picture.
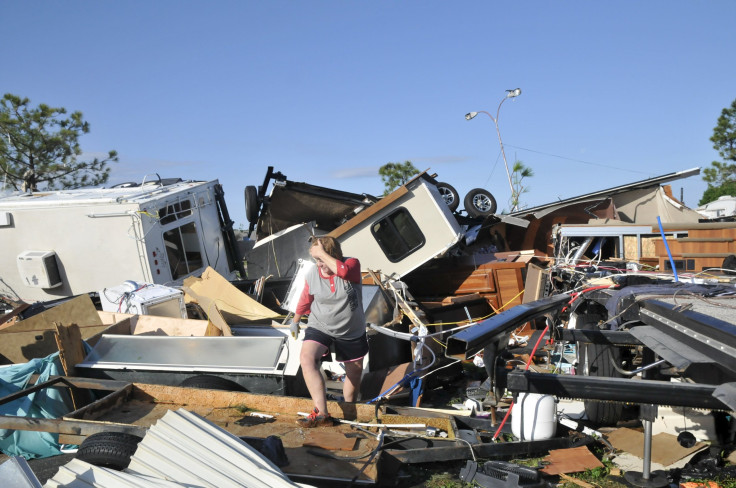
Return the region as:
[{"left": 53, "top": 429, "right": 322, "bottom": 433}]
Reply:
[
  {"left": 0, "top": 179, "right": 243, "bottom": 304},
  {"left": 244, "top": 168, "right": 465, "bottom": 282},
  {"left": 330, "top": 172, "right": 464, "bottom": 279}
]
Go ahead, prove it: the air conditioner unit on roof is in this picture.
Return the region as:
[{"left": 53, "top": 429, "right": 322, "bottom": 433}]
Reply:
[{"left": 17, "top": 250, "right": 63, "bottom": 289}]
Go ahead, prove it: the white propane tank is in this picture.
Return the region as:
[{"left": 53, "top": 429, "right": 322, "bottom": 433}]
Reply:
[{"left": 511, "top": 393, "right": 557, "bottom": 440}]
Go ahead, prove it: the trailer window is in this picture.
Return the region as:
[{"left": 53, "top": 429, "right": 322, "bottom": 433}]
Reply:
[
  {"left": 163, "top": 222, "right": 203, "bottom": 279},
  {"left": 159, "top": 199, "right": 193, "bottom": 226},
  {"left": 371, "top": 208, "right": 425, "bottom": 262}
]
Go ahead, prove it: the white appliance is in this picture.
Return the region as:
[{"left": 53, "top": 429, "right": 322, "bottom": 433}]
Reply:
[{"left": 99, "top": 281, "right": 187, "bottom": 318}]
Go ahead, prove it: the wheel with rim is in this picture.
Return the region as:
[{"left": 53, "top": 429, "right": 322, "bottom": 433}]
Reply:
[
  {"left": 75, "top": 432, "right": 143, "bottom": 470},
  {"left": 436, "top": 182, "right": 460, "bottom": 212},
  {"left": 180, "top": 374, "right": 248, "bottom": 392},
  {"left": 245, "top": 185, "right": 259, "bottom": 223},
  {"left": 464, "top": 188, "right": 497, "bottom": 217}
]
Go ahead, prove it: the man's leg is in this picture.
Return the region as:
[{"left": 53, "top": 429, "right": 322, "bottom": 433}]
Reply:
[
  {"left": 300, "top": 340, "right": 330, "bottom": 415},
  {"left": 342, "top": 358, "right": 364, "bottom": 402}
]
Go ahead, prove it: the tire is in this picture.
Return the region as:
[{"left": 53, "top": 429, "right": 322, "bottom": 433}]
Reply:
[
  {"left": 75, "top": 432, "right": 143, "bottom": 470},
  {"left": 179, "top": 374, "right": 248, "bottom": 392},
  {"left": 576, "top": 322, "right": 624, "bottom": 427},
  {"left": 464, "top": 188, "right": 497, "bottom": 218},
  {"left": 722, "top": 255, "right": 736, "bottom": 275},
  {"left": 436, "top": 182, "right": 460, "bottom": 212},
  {"left": 245, "top": 185, "right": 259, "bottom": 223}
]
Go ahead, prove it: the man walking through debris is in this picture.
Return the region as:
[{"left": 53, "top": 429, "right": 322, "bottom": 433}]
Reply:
[{"left": 291, "top": 236, "right": 368, "bottom": 428}]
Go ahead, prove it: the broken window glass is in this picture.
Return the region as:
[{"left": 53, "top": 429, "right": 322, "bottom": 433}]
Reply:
[{"left": 163, "top": 221, "right": 203, "bottom": 279}]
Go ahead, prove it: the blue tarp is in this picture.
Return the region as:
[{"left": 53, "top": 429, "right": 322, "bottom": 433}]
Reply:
[{"left": 0, "top": 353, "right": 72, "bottom": 459}]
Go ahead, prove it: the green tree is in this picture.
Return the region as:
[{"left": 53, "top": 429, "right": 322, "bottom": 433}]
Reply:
[
  {"left": 509, "top": 160, "right": 533, "bottom": 211},
  {"left": 699, "top": 98, "right": 736, "bottom": 206},
  {"left": 0, "top": 94, "right": 118, "bottom": 192},
  {"left": 378, "top": 160, "right": 419, "bottom": 195}
]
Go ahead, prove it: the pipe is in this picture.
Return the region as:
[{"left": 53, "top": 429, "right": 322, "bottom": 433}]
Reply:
[{"left": 656, "top": 216, "right": 679, "bottom": 282}]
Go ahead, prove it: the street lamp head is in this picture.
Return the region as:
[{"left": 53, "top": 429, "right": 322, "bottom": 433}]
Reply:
[
  {"left": 465, "top": 112, "right": 478, "bottom": 121},
  {"left": 506, "top": 88, "right": 522, "bottom": 98}
]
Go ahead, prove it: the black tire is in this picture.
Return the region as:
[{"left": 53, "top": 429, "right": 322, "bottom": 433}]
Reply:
[
  {"left": 722, "top": 255, "right": 736, "bottom": 275},
  {"left": 245, "top": 185, "right": 259, "bottom": 223},
  {"left": 576, "top": 322, "right": 624, "bottom": 427},
  {"left": 179, "top": 374, "right": 248, "bottom": 392},
  {"left": 76, "top": 432, "right": 143, "bottom": 470},
  {"left": 464, "top": 188, "right": 497, "bottom": 217},
  {"left": 436, "top": 182, "right": 460, "bottom": 212}
]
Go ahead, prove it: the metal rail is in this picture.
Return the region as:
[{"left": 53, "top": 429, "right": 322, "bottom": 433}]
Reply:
[{"left": 505, "top": 370, "right": 731, "bottom": 411}]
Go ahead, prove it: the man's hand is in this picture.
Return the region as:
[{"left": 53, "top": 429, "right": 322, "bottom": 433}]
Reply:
[{"left": 290, "top": 321, "right": 300, "bottom": 339}]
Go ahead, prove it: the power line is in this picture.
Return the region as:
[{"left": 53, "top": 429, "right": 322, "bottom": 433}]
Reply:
[{"left": 504, "top": 144, "right": 652, "bottom": 176}]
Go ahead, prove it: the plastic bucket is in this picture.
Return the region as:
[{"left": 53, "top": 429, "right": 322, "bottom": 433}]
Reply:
[{"left": 511, "top": 393, "right": 557, "bottom": 440}]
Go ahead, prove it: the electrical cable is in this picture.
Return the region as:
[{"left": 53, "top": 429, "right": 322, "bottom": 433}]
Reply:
[{"left": 492, "top": 320, "right": 551, "bottom": 441}]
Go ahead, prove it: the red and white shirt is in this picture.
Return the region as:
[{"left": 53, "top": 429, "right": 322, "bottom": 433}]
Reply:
[{"left": 295, "top": 257, "right": 365, "bottom": 339}]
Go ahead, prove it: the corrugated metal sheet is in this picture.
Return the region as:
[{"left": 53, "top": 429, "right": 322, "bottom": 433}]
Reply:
[
  {"left": 44, "top": 409, "right": 313, "bottom": 488},
  {"left": 0, "top": 456, "right": 43, "bottom": 488},
  {"left": 45, "top": 458, "right": 201, "bottom": 487},
  {"left": 126, "top": 409, "right": 307, "bottom": 488}
]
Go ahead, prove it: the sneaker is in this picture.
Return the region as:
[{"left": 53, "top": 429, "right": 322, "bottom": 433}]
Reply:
[{"left": 297, "top": 407, "right": 335, "bottom": 428}]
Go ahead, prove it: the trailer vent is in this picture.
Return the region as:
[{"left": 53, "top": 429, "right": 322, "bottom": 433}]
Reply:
[{"left": 17, "top": 251, "right": 63, "bottom": 288}]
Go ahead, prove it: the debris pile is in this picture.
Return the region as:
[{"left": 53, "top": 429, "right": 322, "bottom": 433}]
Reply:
[{"left": 0, "top": 166, "right": 734, "bottom": 486}]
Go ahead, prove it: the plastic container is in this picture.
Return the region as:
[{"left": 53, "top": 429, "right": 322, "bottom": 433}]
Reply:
[{"left": 511, "top": 393, "right": 557, "bottom": 440}]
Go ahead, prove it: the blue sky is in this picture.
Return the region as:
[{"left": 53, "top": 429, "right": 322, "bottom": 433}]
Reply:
[{"left": 2, "top": 1, "right": 735, "bottom": 228}]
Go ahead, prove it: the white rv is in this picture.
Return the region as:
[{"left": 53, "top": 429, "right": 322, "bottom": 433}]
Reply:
[
  {"left": 0, "top": 179, "right": 244, "bottom": 304},
  {"left": 697, "top": 195, "right": 736, "bottom": 220}
]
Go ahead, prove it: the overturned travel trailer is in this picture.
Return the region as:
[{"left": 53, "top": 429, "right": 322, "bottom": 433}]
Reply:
[
  {"left": 0, "top": 178, "right": 244, "bottom": 304},
  {"left": 244, "top": 168, "right": 465, "bottom": 281}
]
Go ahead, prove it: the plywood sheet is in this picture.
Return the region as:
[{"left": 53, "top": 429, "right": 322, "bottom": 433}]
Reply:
[
  {"left": 540, "top": 446, "right": 604, "bottom": 475},
  {"left": 0, "top": 294, "right": 105, "bottom": 364},
  {"left": 303, "top": 430, "right": 358, "bottom": 451},
  {"left": 5, "top": 294, "right": 101, "bottom": 333}
]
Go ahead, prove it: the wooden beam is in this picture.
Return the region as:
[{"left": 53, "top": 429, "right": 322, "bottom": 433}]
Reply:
[{"left": 0, "top": 415, "right": 146, "bottom": 438}]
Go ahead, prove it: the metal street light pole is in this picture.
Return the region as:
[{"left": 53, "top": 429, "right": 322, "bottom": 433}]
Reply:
[{"left": 466, "top": 88, "right": 522, "bottom": 210}]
